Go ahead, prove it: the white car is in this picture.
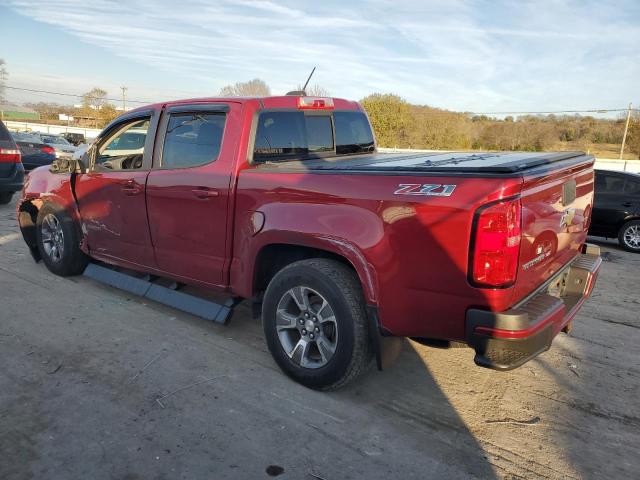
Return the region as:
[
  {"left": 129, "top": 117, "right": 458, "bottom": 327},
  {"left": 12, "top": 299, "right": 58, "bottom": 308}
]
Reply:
[{"left": 39, "top": 134, "right": 78, "bottom": 159}]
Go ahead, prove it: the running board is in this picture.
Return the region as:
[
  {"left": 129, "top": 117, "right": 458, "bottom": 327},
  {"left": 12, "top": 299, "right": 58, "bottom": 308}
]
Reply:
[{"left": 83, "top": 263, "right": 237, "bottom": 324}]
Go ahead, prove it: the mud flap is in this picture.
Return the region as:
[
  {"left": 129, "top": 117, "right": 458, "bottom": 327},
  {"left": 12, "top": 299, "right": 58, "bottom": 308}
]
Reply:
[{"left": 366, "top": 306, "right": 403, "bottom": 370}]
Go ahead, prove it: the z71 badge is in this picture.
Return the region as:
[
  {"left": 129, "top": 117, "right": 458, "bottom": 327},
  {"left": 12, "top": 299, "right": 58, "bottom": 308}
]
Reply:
[{"left": 394, "top": 184, "right": 457, "bottom": 196}]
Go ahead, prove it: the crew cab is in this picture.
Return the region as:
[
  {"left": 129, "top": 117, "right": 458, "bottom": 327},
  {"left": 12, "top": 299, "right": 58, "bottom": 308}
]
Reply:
[{"left": 17, "top": 95, "right": 602, "bottom": 389}]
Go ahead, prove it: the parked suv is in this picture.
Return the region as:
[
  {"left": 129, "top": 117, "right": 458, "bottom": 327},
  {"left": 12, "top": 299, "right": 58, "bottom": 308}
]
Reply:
[
  {"left": 589, "top": 169, "right": 640, "bottom": 252},
  {"left": 0, "top": 120, "right": 24, "bottom": 205},
  {"left": 61, "top": 132, "right": 86, "bottom": 146}
]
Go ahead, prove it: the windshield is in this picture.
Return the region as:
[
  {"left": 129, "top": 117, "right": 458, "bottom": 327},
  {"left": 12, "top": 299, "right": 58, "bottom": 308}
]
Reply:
[{"left": 41, "top": 136, "right": 71, "bottom": 145}]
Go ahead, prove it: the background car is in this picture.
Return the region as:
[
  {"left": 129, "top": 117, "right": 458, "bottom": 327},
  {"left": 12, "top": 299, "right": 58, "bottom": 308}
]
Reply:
[
  {"left": 61, "top": 132, "right": 86, "bottom": 146},
  {"left": 0, "top": 120, "right": 25, "bottom": 205},
  {"left": 39, "top": 134, "right": 78, "bottom": 158},
  {"left": 10, "top": 131, "right": 57, "bottom": 171},
  {"left": 589, "top": 169, "right": 640, "bottom": 252}
]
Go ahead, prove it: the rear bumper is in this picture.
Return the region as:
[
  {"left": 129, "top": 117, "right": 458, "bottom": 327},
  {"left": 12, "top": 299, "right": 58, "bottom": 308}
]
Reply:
[
  {"left": 0, "top": 163, "right": 25, "bottom": 192},
  {"left": 466, "top": 244, "right": 602, "bottom": 370}
]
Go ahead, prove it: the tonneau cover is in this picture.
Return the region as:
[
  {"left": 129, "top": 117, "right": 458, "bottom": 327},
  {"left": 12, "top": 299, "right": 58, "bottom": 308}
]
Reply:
[{"left": 256, "top": 151, "right": 593, "bottom": 174}]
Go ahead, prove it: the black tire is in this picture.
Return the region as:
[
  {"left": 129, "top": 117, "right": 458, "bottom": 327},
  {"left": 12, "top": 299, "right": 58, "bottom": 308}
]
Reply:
[
  {"left": 618, "top": 220, "right": 640, "bottom": 253},
  {"left": 262, "top": 259, "right": 373, "bottom": 390},
  {"left": 36, "top": 203, "right": 89, "bottom": 276},
  {"left": 0, "top": 192, "right": 13, "bottom": 205}
]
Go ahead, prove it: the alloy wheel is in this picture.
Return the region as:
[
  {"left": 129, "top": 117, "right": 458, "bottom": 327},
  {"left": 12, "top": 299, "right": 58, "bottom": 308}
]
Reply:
[
  {"left": 623, "top": 225, "right": 640, "bottom": 249},
  {"left": 275, "top": 286, "right": 339, "bottom": 369},
  {"left": 41, "top": 213, "right": 65, "bottom": 262}
]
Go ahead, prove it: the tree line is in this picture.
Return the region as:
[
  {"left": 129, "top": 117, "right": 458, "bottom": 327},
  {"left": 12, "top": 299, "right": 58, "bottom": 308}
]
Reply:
[
  {"left": 360, "top": 94, "right": 640, "bottom": 157},
  {"left": 5, "top": 69, "right": 638, "bottom": 158}
]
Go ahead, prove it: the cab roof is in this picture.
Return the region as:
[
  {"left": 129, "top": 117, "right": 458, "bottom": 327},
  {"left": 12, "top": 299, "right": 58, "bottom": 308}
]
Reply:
[{"left": 128, "top": 96, "right": 363, "bottom": 114}]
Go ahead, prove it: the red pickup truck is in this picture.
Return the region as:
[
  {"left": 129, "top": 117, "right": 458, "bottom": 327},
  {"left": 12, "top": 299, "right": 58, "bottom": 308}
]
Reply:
[{"left": 17, "top": 95, "right": 602, "bottom": 390}]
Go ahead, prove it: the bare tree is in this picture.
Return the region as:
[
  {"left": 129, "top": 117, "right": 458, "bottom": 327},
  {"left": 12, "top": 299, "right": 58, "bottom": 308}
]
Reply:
[
  {"left": 296, "top": 84, "right": 331, "bottom": 97},
  {"left": 82, "top": 87, "right": 108, "bottom": 110},
  {"left": 219, "top": 79, "right": 271, "bottom": 97}
]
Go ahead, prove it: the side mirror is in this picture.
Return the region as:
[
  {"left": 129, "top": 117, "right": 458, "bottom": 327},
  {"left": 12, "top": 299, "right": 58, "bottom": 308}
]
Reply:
[{"left": 49, "top": 158, "right": 86, "bottom": 174}]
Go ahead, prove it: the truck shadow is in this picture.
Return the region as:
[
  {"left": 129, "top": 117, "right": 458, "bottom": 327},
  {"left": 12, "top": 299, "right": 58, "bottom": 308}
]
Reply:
[{"left": 333, "top": 339, "right": 497, "bottom": 478}]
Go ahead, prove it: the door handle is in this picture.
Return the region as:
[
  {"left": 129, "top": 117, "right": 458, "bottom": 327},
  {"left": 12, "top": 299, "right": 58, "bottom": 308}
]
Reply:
[
  {"left": 192, "top": 188, "right": 219, "bottom": 199},
  {"left": 121, "top": 180, "right": 141, "bottom": 195},
  {"left": 622, "top": 202, "right": 632, "bottom": 207}
]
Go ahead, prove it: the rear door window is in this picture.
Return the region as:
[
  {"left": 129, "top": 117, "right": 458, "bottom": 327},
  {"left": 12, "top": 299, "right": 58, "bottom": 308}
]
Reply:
[
  {"left": 595, "top": 174, "right": 624, "bottom": 194},
  {"left": 624, "top": 179, "right": 640, "bottom": 195},
  {"left": 161, "top": 112, "right": 226, "bottom": 168}
]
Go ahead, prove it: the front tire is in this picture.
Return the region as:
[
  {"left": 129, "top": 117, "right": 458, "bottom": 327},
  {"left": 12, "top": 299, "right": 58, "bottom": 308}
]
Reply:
[
  {"left": 619, "top": 220, "right": 640, "bottom": 253},
  {"left": 262, "top": 259, "right": 372, "bottom": 390},
  {"left": 0, "top": 192, "right": 13, "bottom": 205},
  {"left": 36, "top": 204, "right": 88, "bottom": 276}
]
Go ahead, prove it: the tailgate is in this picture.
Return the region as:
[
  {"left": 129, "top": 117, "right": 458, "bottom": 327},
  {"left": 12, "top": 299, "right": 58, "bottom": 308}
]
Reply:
[{"left": 514, "top": 158, "right": 595, "bottom": 303}]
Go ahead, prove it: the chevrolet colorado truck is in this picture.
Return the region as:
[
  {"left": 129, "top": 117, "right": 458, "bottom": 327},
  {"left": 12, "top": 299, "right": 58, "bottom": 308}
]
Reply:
[{"left": 17, "top": 95, "right": 602, "bottom": 390}]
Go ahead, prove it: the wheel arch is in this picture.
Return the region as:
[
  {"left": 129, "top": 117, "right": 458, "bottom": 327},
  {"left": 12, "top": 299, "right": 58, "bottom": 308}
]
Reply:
[
  {"left": 18, "top": 196, "right": 86, "bottom": 260},
  {"left": 246, "top": 239, "right": 378, "bottom": 306}
]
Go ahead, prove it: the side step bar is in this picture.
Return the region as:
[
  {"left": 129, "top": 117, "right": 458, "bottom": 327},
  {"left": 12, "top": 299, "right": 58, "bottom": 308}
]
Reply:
[{"left": 83, "top": 263, "right": 238, "bottom": 324}]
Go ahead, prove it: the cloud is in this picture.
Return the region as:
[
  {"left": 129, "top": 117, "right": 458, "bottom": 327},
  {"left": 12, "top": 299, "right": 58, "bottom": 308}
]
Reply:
[{"left": 4, "top": 0, "right": 640, "bottom": 112}]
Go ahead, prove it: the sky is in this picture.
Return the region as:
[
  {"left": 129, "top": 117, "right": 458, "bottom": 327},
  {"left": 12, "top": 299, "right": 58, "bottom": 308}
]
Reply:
[{"left": 0, "top": 0, "right": 639, "bottom": 115}]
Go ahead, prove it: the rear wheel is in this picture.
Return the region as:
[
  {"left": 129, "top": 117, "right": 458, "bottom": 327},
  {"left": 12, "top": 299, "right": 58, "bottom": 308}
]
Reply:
[
  {"left": 36, "top": 204, "right": 88, "bottom": 276},
  {"left": 0, "top": 192, "right": 13, "bottom": 205},
  {"left": 262, "top": 259, "right": 372, "bottom": 390},
  {"left": 619, "top": 220, "right": 640, "bottom": 253}
]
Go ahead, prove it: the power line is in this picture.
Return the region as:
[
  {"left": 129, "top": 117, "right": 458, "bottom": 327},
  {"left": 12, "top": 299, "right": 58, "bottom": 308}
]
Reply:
[
  {"left": 3, "top": 85, "right": 153, "bottom": 104},
  {"left": 4, "top": 84, "right": 639, "bottom": 117}
]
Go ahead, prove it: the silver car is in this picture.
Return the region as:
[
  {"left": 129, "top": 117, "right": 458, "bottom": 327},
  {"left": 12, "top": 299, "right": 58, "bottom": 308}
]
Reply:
[{"left": 39, "top": 134, "right": 78, "bottom": 159}]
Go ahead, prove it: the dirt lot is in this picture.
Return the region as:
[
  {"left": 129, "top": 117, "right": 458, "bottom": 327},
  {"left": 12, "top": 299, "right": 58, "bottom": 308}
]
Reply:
[{"left": 0, "top": 196, "right": 638, "bottom": 480}]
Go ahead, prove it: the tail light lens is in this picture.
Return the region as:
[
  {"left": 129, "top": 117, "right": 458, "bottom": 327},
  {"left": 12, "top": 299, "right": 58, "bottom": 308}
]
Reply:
[
  {"left": 0, "top": 148, "right": 21, "bottom": 163},
  {"left": 470, "top": 198, "right": 521, "bottom": 288},
  {"left": 41, "top": 145, "right": 56, "bottom": 155}
]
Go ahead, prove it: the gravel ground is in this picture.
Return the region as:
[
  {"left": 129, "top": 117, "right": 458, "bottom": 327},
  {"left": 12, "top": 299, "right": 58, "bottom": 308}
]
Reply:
[{"left": 0, "top": 195, "right": 638, "bottom": 480}]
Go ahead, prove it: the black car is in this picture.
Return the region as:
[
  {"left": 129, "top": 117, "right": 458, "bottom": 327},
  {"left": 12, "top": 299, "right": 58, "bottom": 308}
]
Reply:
[
  {"left": 0, "top": 120, "right": 25, "bottom": 205},
  {"left": 61, "top": 132, "right": 86, "bottom": 146},
  {"left": 590, "top": 169, "right": 640, "bottom": 252},
  {"left": 10, "top": 131, "right": 57, "bottom": 171}
]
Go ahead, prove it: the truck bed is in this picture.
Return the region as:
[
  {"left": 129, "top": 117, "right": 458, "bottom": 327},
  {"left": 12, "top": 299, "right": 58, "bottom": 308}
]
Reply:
[{"left": 255, "top": 151, "right": 592, "bottom": 175}]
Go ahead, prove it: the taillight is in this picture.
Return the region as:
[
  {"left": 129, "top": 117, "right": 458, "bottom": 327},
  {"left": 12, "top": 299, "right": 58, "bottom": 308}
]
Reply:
[
  {"left": 470, "top": 197, "right": 522, "bottom": 288},
  {"left": 0, "top": 148, "right": 21, "bottom": 163},
  {"left": 41, "top": 145, "right": 56, "bottom": 155},
  {"left": 297, "top": 97, "right": 334, "bottom": 110}
]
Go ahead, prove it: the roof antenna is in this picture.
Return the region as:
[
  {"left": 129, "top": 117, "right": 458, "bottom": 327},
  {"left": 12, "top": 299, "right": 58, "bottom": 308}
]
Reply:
[{"left": 286, "top": 66, "right": 316, "bottom": 96}]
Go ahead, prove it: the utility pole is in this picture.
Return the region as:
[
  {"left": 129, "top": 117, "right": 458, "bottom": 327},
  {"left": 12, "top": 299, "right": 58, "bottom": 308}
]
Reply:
[
  {"left": 120, "top": 86, "right": 127, "bottom": 112},
  {"left": 619, "top": 102, "right": 632, "bottom": 160}
]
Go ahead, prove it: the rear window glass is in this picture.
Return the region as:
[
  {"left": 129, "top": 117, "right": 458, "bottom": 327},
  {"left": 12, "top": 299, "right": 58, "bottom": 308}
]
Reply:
[
  {"left": 162, "top": 112, "right": 226, "bottom": 168},
  {"left": 11, "top": 132, "right": 42, "bottom": 143},
  {"left": 253, "top": 110, "right": 373, "bottom": 162},
  {"left": 334, "top": 111, "right": 375, "bottom": 154}
]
